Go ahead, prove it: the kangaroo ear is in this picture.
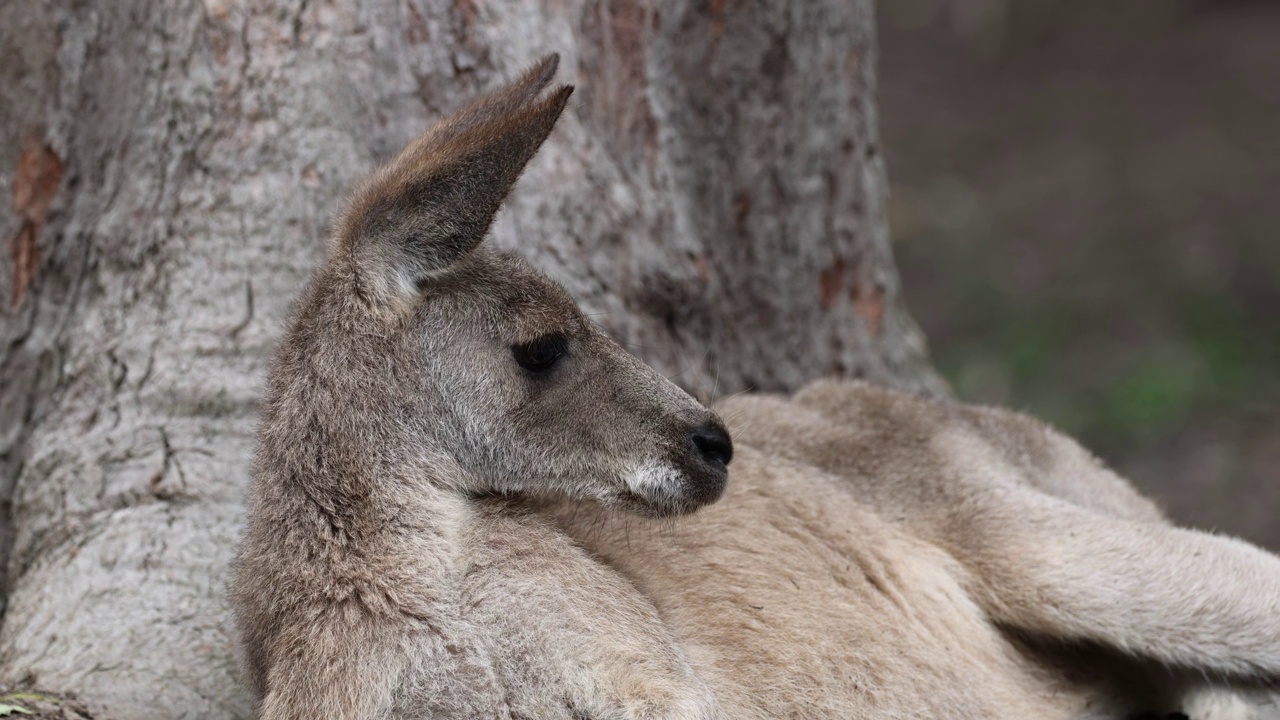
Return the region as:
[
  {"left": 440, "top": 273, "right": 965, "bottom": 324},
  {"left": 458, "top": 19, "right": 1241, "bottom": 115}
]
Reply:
[{"left": 340, "top": 54, "right": 572, "bottom": 305}]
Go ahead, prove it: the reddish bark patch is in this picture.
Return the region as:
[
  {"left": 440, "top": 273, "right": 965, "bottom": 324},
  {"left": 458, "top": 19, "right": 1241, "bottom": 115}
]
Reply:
[
  {"left": 610, "top": 2, "right": 657, "bottom": 155},
  {"left": 10, "top": 226, "right": 38, "bottom": 308},
  {"left": 710, "top": 0, "right": 726, "bottom": 41},
  {"left": 694, "top": 253, "right": 710, "bottom": 282},
  {"left": 853, "top": 284, "right": 885, "bottom": 337},
  {"left": 210, "top": 27, "right": 231, "bottom": 65},
  {"left": 452, "top": 0, "right": 477, "bottom": 32},
  {"left": 846, "top": 47, "right": 860, "bottom": 77},
  {"left": 9, "top": 138, "right": 63, "bottom": 307},
  {"left": 734, "top": 191, "right": 752, "bottom": 235},
  {"left": 819, "top": 256, "right": 847, "bottom": 311},
  {"left": 579, "top": 1, "right": 659, "bottom": 165},
  {"left": 406, "top": 1, "right": 430, "bottom": 45}
]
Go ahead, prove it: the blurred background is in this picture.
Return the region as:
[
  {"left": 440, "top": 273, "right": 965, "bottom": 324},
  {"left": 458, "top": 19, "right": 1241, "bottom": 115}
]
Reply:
[{"left": 877, "top": 0, "right": 1280, "bottom": 549}]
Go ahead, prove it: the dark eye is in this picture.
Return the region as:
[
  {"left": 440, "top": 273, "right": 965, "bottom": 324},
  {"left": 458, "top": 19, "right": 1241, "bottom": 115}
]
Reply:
[{"left": 512, "top": 333, "right": 568, "bottom": 373}]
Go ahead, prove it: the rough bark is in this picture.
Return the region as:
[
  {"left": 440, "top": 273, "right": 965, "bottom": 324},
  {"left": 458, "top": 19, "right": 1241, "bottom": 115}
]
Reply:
[{"left": 0, "top": 1, "right": 941, "bottom": 717}]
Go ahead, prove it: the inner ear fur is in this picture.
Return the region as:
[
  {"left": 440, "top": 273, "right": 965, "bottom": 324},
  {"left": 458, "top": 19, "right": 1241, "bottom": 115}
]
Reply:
[{"left": 338, "top": 54, "right": 573, "bottom": 306}]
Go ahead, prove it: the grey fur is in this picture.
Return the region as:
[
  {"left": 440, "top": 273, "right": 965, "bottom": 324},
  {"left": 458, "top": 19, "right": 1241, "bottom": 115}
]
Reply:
[{"left": 232, "top": 58, "right": 1280, "bottom": 720}]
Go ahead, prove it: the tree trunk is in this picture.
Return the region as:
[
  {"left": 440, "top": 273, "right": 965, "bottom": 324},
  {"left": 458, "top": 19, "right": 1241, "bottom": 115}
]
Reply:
[{"left": 0, "top": 1, "right": 941, "bottom": 717}]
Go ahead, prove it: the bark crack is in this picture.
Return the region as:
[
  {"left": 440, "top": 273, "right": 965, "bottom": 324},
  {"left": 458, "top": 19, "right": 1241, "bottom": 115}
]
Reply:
[
  {"left": 229, "top": 279, "right": 254, "bottom": 340},
  {"left": 291, "top": 0, "right": 309, "bottom": 45}
]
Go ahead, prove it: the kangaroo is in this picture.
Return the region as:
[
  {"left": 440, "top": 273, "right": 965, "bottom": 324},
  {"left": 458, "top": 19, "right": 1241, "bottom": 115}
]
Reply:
[{"left": 231, "top": 56, "right": 1280, "bottom": 719}]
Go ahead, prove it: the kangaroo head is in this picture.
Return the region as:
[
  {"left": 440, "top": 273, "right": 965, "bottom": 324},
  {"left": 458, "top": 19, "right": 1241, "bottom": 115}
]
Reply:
[{"left": 270, "top": 55, "right": 730, "bottom": 519}]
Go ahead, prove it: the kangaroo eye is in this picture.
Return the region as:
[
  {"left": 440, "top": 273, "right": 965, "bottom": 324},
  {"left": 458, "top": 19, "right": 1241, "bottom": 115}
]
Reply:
[{"left": 512, "top": 333, "right": 568, "bottom": 373}]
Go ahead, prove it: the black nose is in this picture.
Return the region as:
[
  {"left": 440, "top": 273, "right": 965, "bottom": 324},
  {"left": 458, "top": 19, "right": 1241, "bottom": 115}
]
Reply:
[{"left": 690, "top": 423, "right": 733, "bottom": 468}]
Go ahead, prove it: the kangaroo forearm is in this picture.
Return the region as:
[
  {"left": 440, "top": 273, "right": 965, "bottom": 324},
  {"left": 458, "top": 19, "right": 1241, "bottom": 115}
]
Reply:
[{"left": 962, "top": 495, "right": 1280, "bottom": 678}]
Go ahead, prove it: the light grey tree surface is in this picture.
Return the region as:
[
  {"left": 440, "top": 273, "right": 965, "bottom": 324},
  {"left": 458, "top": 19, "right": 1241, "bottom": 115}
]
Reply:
[{"left": 0, "top": 1, "right": 939, "bottom": 717}]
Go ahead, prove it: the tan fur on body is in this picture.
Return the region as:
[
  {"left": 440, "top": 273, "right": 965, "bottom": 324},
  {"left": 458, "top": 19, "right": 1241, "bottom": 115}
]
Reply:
[
  {"left": 231, "top": 57, "right": 1280, "bottom": 719},
  {"left": 551, "top": 383, "right": 1280, "bottom": 718}
]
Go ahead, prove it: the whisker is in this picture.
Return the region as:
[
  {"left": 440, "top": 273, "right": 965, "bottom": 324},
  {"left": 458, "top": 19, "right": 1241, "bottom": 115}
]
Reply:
[
  {"left": 711, "top": 359, "right": 721, "bottom": 403},
  {"left": 726, "top": 416, "right": 757, "bottom": 436},
  {"left": 714, "top": 387, "right": 756, "bottom": 409}
]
